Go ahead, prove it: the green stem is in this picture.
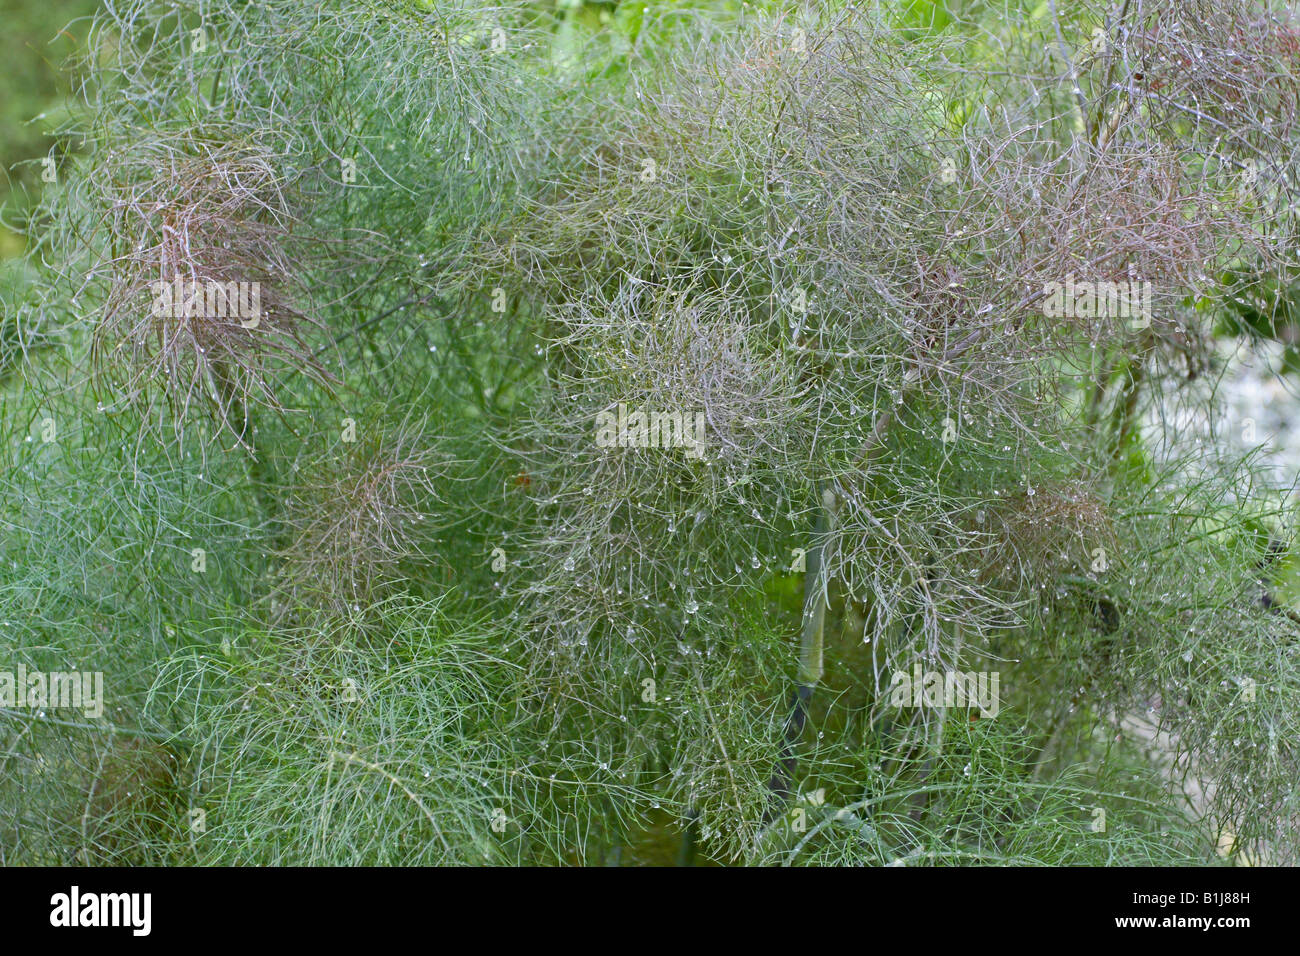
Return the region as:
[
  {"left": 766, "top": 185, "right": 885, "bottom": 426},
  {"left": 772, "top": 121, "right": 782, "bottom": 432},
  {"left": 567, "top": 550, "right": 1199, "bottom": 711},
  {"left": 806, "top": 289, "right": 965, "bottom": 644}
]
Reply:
[
  {"left": 1108, "top": 333, "right": 1151, "bottom": 462},
  {"left": 798, "top": 491, "right": 832, "bottom": 686},
  {"left": 763, "top": 483, "right": 834, "bottom": 820}
]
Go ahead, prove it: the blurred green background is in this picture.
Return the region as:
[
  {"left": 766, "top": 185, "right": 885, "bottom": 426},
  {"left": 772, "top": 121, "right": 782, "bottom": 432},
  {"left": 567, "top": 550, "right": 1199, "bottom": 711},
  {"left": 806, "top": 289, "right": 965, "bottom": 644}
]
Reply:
[{"left": 0, "top": 0, "right": 101, "bottom": 260}]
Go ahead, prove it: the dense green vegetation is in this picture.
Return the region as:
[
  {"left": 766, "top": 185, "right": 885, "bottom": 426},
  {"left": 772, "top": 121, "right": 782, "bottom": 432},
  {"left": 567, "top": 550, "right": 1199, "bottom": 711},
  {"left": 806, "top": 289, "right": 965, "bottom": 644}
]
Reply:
[{"left": 2, "top": 0, "right": 1299, "bottom": 865}]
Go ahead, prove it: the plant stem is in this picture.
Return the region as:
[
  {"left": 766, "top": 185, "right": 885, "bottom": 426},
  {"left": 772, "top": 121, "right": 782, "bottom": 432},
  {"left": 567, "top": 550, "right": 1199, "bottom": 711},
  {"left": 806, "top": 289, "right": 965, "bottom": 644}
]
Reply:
[{"left": 763, "top": 483, "right": 832, "bottom": 821}]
